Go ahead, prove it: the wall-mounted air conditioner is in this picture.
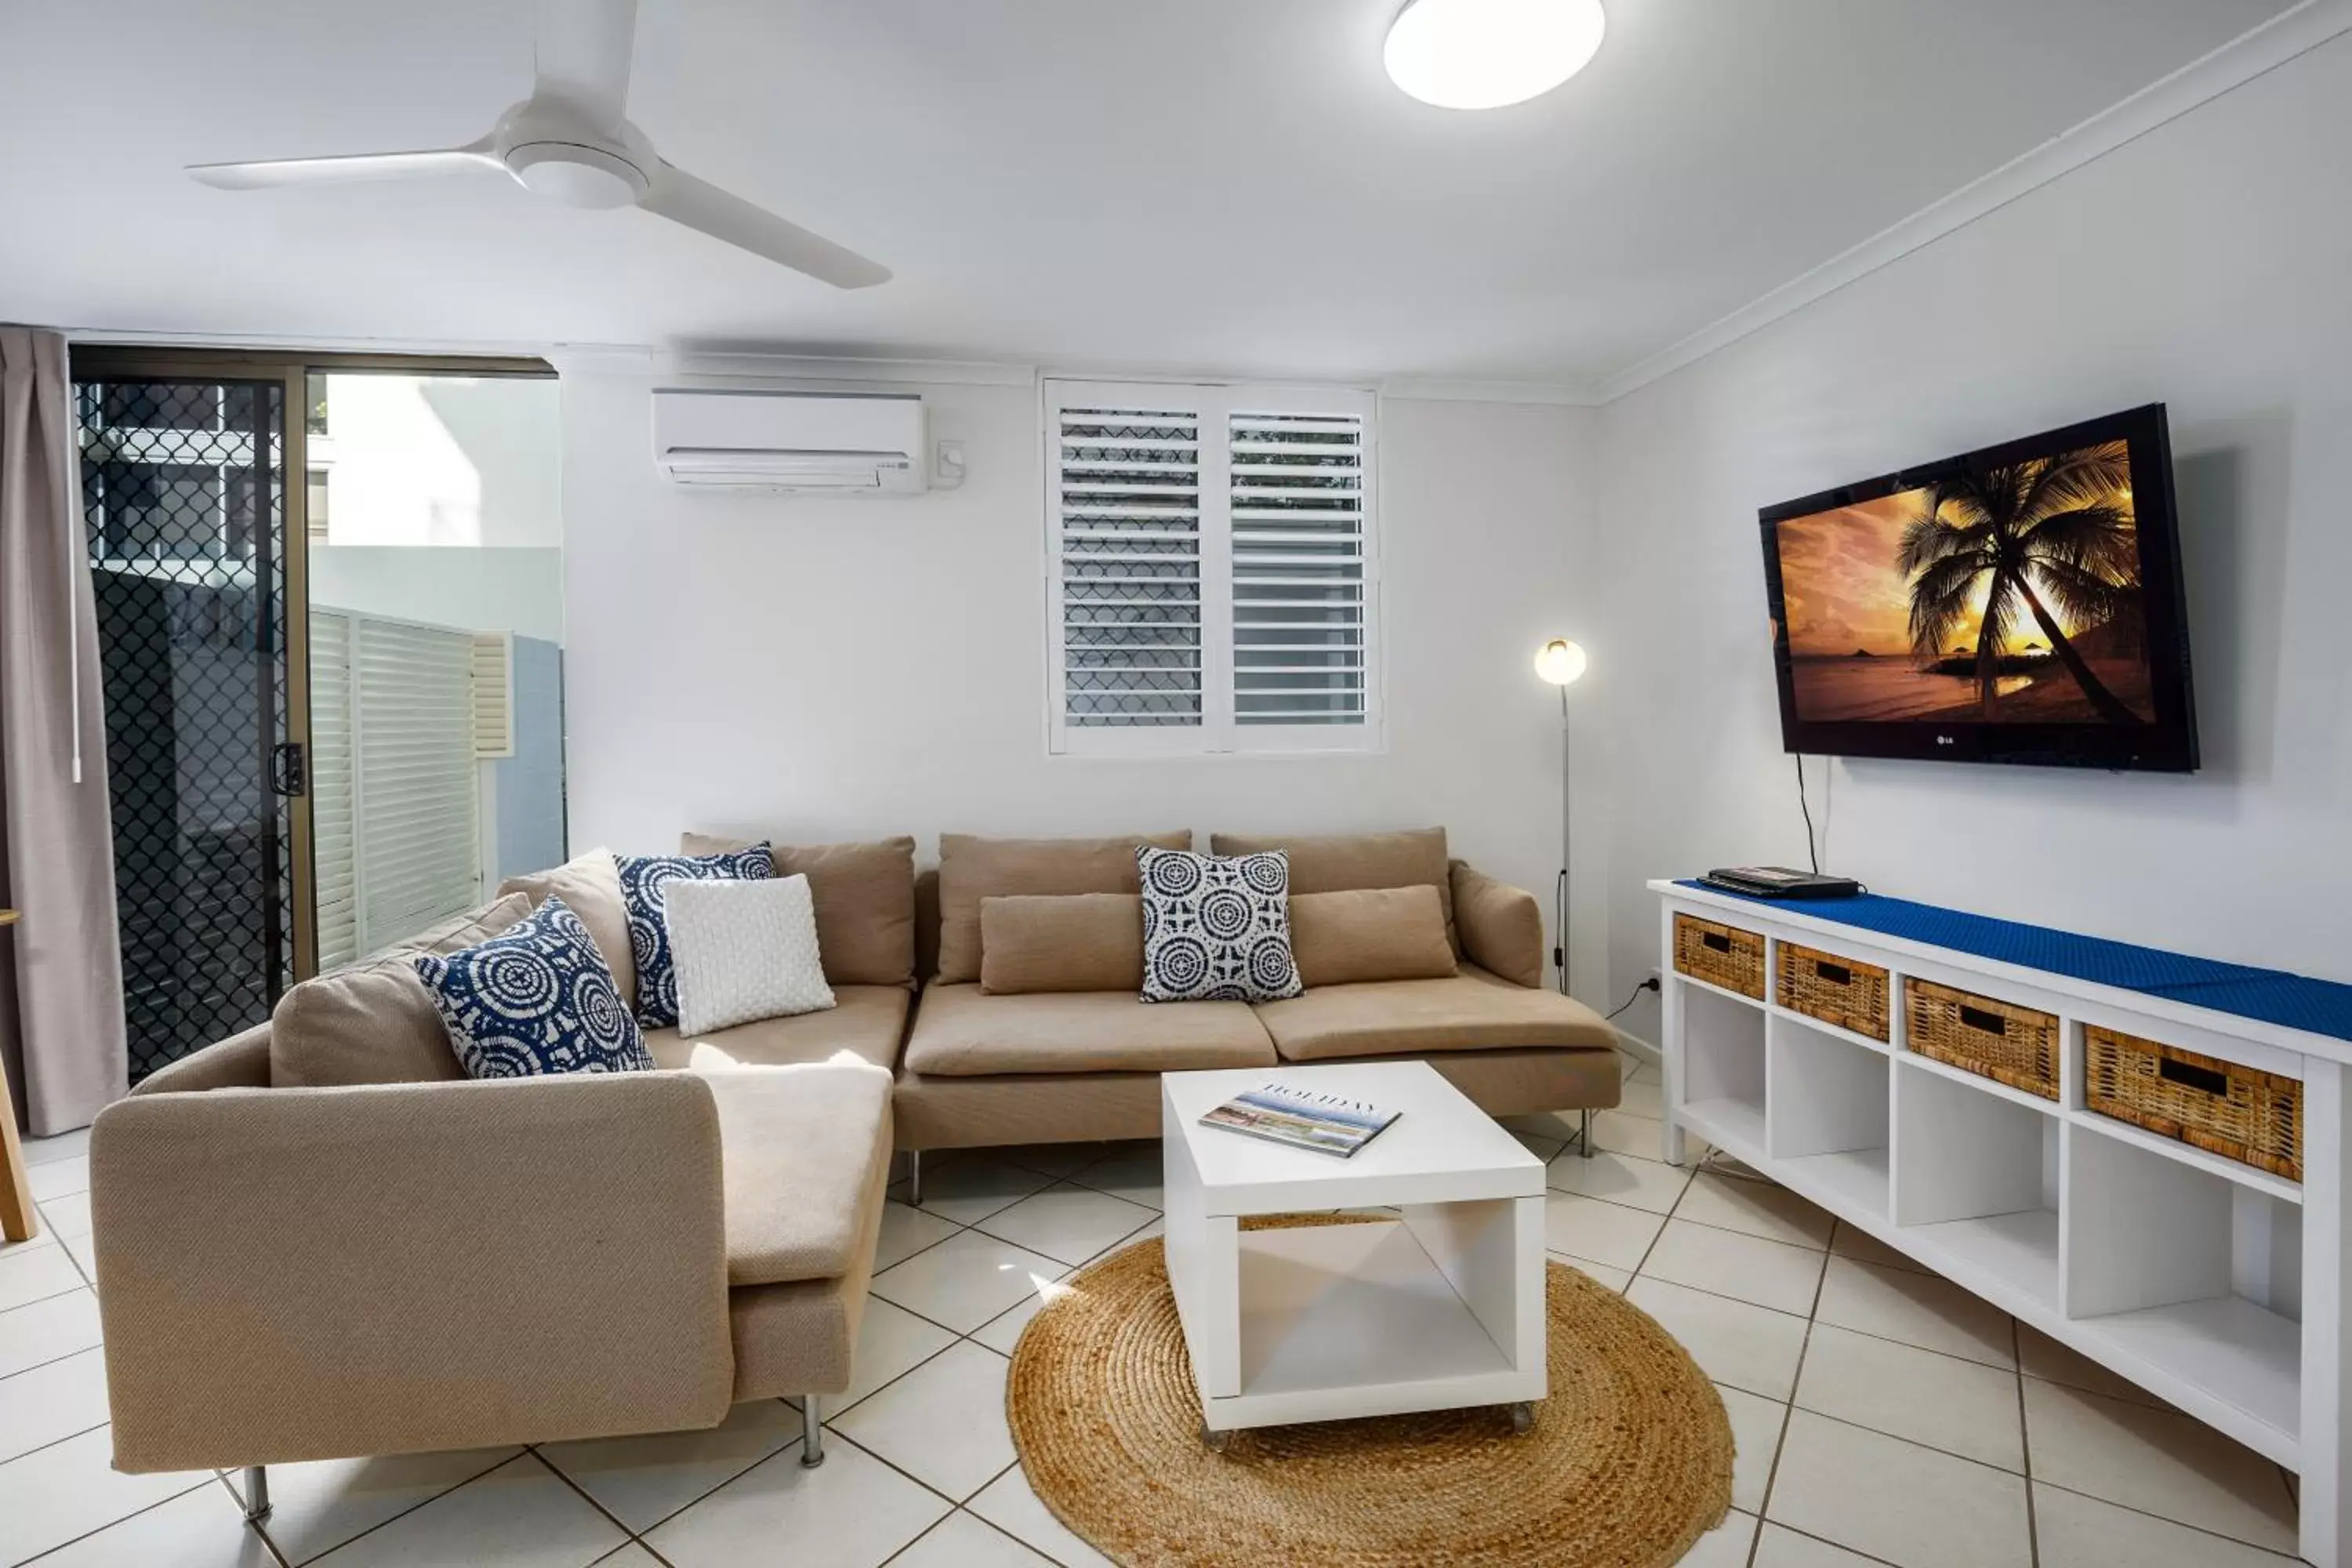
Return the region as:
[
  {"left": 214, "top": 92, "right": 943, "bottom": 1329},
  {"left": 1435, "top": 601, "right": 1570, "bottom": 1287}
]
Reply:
[{"left": 652, "top": 388, "right": 928, "bottom": 493}]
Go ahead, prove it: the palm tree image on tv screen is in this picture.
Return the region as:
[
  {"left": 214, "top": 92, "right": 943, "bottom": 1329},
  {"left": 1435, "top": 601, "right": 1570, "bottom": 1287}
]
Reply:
[{"left": 1776, "top": 441, "right": 2153, "bottom": 725}]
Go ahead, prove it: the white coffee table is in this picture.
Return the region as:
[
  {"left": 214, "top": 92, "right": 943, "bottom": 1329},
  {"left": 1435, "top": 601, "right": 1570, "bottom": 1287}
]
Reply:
[{"left": 1161, "top": 1059, "right": 1548, "bottom": 1446}]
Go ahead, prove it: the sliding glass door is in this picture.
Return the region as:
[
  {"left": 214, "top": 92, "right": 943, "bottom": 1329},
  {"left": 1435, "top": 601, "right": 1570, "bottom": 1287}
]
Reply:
[{"left": 69, "top": 348, "right": 562, "bottom": 1083}]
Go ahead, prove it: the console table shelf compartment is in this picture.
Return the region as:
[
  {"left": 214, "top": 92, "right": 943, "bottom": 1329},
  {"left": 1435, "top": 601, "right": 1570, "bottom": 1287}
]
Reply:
[{"left": 1651, "top": 880, "right": 2352, "bottom": 1568}]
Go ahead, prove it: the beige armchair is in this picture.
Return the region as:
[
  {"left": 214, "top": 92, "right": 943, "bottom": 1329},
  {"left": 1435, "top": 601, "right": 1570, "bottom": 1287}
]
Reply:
[{"left": 90, "top": 1024, "right": 893, "bottom": 1530}]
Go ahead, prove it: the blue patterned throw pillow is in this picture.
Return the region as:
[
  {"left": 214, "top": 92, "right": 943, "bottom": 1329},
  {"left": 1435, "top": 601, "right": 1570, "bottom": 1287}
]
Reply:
[
  {"left": 615, "top": 843, "right": 775, "bottom": 1027},
  {"left": 414, "top": 897, "right": 652, "bottom": 1078},
  {"left": 1138, "top": 846, "right": 1303, "bottom": 1004}
]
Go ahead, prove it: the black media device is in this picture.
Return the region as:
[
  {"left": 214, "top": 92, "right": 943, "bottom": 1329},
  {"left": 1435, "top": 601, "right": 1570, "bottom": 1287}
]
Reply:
[
  {"left": 1701, "top": 866, "right": 1864, "bottom": 900},
  {"left": 1759, "top": 404, "right": 2198, "bottom": 772}
]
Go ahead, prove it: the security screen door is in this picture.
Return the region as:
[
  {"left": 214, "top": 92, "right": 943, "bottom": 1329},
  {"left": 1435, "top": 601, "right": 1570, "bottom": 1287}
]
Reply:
[{"left": 70, "top": 354, "right": 312, "bottom": 1082}]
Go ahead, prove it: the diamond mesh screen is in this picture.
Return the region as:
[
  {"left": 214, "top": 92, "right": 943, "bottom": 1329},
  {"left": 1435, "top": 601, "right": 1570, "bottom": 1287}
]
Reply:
[{"left": 76, "top": 378, "right": 293, "bottom": 1082}]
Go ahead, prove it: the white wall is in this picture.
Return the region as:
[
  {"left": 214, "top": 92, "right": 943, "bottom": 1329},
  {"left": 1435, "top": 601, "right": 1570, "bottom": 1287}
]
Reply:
[
  {"left": 315, "top": 374, "right": 561, "bottom": 548},
  {"left": 310, "top": 546, "right": 565, "bottom": 644},
  {"left": 1591, "top": 31, "right": 2352, "bottom": 1044},
  {"left": 561, "top": 376, "right": 1598, "bottom": 944}
]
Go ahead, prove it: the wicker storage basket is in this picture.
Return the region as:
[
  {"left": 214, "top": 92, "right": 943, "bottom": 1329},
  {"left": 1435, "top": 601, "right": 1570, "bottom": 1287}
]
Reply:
[
  {"left": 2085, "top": 1027, "right": 2303, "bottom": 1181},
  {"left": 1904, "top": 979, "right": 2060, "bottom": 1100},
  {"left": 1775, "top": 943, "right": 1890, "bottom": 1040},
  {"left": 1673, "top": 914, "right": 1765, "bottom": 1000}
]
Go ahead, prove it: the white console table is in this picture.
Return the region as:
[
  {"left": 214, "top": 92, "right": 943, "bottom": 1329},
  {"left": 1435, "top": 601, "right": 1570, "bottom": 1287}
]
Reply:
[{"left": 1651, "top": 880, "right": 2349, "bottom": 1568}]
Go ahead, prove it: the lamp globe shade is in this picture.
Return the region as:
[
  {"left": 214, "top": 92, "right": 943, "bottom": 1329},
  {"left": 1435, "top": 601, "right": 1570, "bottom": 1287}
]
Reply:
[
  {"left": 1384, "top": 0, "right": 1608, "bottom": 111},
  {"left": 1535, "top": 638, "right": 1589, "bottom": 686}
]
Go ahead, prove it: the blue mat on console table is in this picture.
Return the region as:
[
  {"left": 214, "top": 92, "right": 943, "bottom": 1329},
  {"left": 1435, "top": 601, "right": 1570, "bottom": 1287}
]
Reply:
[{"left": 1673, "top": 880, "right": 2352, "bottom": 1044}]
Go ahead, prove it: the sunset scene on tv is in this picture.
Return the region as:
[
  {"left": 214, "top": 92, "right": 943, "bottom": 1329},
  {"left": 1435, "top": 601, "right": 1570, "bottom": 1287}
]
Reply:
[{"left": 1776, "top": 440, "right": 2155, "bottom": 725}]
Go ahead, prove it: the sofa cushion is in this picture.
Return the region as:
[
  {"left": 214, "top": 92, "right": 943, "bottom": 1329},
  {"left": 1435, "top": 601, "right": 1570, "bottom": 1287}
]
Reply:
[
  {"left": 1290, "top": 885, "right": 1458, "bottom": 988},
  {"left": 979, "top": 893, "right": 1144, "bottom": 995},
  {"left": 270, "top": 894, "right": 535, "bottom": 1088},
  {"left": 415, "top": 897, "right": 653, "bottom": 1079},
  {"left": 617, "top": 844, "right": 775, "bottom": 1028},
  {"left": 903, "top": 982, "right": 1275, "bottom": 1076},
  {"left": 1450, "top": 861, "right": 1544, "bottom": 989},
  {"left": 667, "top": 876, "right": 836, "bottom": 1035},
  {"left": 682, "top": 834, "right": 918, "bottom": 989},
  {"left": 496, "top": 849, "right": 636, "bottom": 1010},
  {"left": 641, "top": 985, "right": 910, "bottom": 1073},
  {"left": 1252, "top": 965, "right": 1617, "bottom": 1062},
  {"left": 1138, "top": 847, "right": 1301, "bottom": 1004},
  {"left": 1210, "top": 827, "right": 1457, "bottom": 950},
  {"left": 699, "top": 1061, "right": 893, "bottom": 1287},
  {"left": 935, "top": 831, "right": 1191, "bottom": 984}
]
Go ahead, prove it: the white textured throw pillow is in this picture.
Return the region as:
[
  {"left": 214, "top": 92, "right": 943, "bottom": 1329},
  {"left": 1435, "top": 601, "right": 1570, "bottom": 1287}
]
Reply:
[{"left": 665, "top": 874, "right": 836, "bottom": 1036}]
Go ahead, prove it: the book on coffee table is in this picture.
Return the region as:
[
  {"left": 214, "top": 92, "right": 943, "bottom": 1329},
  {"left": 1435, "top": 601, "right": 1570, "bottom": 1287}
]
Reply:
[{"left": 1198, "top": 1082, "right": 1400, "bottom": 1158}]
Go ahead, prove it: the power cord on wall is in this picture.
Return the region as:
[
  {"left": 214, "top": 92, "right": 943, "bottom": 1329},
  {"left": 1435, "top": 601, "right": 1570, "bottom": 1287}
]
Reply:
[
  {"left": 1794, "top": 753, "right": 1820, "bottom": 874},
  {"left": 1604, "top": 976, "right": 1661, "bottom": 1021}
]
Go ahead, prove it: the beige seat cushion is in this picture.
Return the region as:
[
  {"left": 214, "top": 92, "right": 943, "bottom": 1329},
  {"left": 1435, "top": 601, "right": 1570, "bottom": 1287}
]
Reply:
[
  {"left": 1290, "top": 886, "right": 1457, "bottom": 988},
  {"left": 980, "top": 893, "right": 1144, "bottom": 995},
  {"left": 903, "top": 982, "right": 1275, "bottom": 1076},
  {"left": 1211, "top": 828, "right": 1456, "bottom": 950},
  {"left": 935, "top": 831, "right": 1191, "bottom": 983},
  {"left": 269, "top": 895, "right": 534, "bottom": 1087},
  {"left": 699, "top": 1061, "right": 894, "bottom": 1287},
  {"left": 681, "top": 834, "right": 918, "bottom": 988},
  {"left": 497, "top": 848, "right": 635, "bottom": 1004},
  {"left": 1252, "top": 965, "right": 1617, "bottom": 1062},
  {"left": 641, "top": 985, "right": 909, "bottom": 1073}
]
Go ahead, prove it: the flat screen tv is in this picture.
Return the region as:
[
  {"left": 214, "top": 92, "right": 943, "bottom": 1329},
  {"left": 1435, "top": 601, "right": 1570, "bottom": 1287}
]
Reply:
[{"left": 1760, "top": 404, "right": 2198, "bottom": 772}]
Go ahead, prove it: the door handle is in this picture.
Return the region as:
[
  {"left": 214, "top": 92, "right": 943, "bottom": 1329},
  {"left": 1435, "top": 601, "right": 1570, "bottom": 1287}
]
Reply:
[{"left": 270, "top": 742, "right": 307, "bottom": 797}]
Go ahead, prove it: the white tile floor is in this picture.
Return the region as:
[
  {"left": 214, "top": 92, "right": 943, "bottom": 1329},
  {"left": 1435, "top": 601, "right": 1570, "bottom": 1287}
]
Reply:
[{"left": 0, "top": 1054, "right": 2313, "bottom": 1566}]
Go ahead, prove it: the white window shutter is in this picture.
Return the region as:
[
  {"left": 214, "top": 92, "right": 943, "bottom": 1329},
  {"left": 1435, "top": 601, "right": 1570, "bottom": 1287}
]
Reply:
[
  {"left": 356, "top": 617, "right": 482, "bottom": 948},
  {"left": 1051, "top": 397, "right": 1204, "bottom": 739},
  {"left": 1229, "top": 409, "right": 1369, "bottom": 731},
  {"left": 308, "top": 609, "right": 360, "bottom": 971},
  {"left": 470, "top": 631, "right": 515, "bottom": 759}
]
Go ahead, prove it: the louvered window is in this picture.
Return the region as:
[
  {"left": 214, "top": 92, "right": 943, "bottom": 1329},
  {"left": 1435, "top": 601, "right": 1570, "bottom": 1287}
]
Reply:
[{"left": 1047, "top": 380, "right": 1377, "bottom": 754}]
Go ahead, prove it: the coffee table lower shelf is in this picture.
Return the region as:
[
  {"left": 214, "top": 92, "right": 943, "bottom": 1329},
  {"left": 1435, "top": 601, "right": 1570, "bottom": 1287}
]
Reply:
[{"left": 1169, "top": 1206, "right": 1546, "bottom": 1433}]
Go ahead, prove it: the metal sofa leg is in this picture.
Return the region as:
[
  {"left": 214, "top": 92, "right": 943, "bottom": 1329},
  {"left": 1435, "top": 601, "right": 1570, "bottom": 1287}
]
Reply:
[
  {"left": 800, "top": 1396, "right": 825, "bottom": 1468},
  {"left": 907, "top": 1150, "right": 922, "bottom": 1207},
  {"left": 242, "top": 1465, "right": 271, "bottom": 1525},
  {"left": 1581, "top": 1109, "right": 1594, "bottom": 1160}
]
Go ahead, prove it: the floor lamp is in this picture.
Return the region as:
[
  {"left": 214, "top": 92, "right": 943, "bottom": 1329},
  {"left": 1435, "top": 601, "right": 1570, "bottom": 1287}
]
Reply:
[{"left": 1536, "top": 638, "right": 1591, "bottom": 1155}]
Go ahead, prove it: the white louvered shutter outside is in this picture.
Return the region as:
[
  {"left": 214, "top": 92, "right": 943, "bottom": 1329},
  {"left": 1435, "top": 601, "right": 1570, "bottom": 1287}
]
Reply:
[
  {"left": 1047, "top": 380, "right": 1376, "bottom": 754},
  {"left": 356, "top": 617, "right": 482, "bottom": 949},
  {"left": 308, "top": 609, "right": 360, "bottom": 971},
  {"left": 470, "top": 631, "right": 515, "bottom": 759},
  {"left": 308, "top": 608, "right": 485, "bottom": 964}
]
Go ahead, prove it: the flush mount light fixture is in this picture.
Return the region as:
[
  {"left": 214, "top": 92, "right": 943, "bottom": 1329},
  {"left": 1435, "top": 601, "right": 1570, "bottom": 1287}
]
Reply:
[{"left": 1384, "top": 0, "right": 1607, "bottom": 110}]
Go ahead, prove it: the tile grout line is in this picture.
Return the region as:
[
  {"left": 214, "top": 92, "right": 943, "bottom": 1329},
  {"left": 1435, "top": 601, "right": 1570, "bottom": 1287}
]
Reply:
[
  {"left": 524, "top": 1446, "right": 679, "bottom": 1567},
  {"left": 9, "top": 1469, "right": 231, "bottom": 1567},
  {"left": 0, "top": 1416, "right": 114, "bottom": 1472},
  {"left": 2016, "top": 1315, "right": 2042, "bottom": 1568},
  {"left": 253, "top": 1446, "right": 522, "bottom": 1567}
]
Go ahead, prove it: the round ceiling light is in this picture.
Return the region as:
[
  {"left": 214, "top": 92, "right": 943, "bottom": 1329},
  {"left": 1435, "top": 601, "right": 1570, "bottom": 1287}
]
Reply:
[{"left": 1383, "top": 0, "right": 1607, "bottom": 110}]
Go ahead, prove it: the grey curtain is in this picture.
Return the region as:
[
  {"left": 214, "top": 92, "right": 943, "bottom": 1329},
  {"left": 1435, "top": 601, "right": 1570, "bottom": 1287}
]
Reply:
[{"left": 0, "top": 327, "right": 127, "bottom": 1135}]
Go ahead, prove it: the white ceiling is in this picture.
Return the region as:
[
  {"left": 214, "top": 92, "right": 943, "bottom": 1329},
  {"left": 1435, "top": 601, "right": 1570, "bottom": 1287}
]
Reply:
[{"left": 0, "top": 0, "right": 2296, "bottom": 391}]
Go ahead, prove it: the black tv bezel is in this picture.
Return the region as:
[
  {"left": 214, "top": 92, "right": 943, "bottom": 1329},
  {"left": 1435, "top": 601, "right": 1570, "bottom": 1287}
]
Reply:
[{"left": 1759, "top": 403, "right": 2199, "bottom": 773}]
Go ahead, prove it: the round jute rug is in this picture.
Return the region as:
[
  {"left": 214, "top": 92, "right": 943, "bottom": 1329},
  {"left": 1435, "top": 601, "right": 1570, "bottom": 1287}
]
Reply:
[{"left": 1005, "top": 1216, "right": 1733, "bottom": 1568}]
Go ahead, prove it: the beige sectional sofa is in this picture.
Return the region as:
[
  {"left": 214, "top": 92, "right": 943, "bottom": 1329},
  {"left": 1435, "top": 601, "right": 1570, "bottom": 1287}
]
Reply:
[{"left": 87, "top": 824, "right": 1614, "bottom": 1506}]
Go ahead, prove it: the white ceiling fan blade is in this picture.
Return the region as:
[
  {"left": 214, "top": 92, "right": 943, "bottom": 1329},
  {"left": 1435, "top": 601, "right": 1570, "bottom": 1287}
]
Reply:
[
  {"left": 641, "top": 164, "right": 891, "bottom": 289},
  {"left": 535, "top": 0, "right": 639, "bottom": 129},
  {"left": 188, "top": 141, "right": 502, "bottom": 190}
]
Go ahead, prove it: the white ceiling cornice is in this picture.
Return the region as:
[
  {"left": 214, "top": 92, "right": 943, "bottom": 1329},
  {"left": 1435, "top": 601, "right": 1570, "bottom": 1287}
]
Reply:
[{"left": 1594, "top": 0, "right": 2352, "bottom": 405}]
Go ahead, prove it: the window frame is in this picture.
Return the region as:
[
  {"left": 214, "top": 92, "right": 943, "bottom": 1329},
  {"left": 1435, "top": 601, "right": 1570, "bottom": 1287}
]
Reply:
[{"left": 1044, "top": 377, "right": 1381, "bottom": 758}]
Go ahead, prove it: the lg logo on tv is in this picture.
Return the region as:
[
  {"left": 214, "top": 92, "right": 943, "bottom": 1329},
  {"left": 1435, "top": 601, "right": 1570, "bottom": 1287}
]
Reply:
[{"left": 1936, "top": 735, "right": 1956, "bottom": 746}]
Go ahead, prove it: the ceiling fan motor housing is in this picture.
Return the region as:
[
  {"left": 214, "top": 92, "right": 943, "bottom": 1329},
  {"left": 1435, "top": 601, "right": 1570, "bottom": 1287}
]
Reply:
[{"left": 492, "top": 99, "right": 652, "bottom": 208}]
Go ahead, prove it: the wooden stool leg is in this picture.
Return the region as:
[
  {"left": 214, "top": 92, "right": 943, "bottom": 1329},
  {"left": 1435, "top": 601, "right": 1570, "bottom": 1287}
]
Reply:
[{"left": 1, "top": 1074, "right": 38, "bottom": 1244}]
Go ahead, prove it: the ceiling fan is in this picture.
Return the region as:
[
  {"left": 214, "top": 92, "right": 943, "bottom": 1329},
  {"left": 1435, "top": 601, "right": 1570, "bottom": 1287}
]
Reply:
[{"left": 185, "top": 0, "right": 889, "bottom": 289}]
